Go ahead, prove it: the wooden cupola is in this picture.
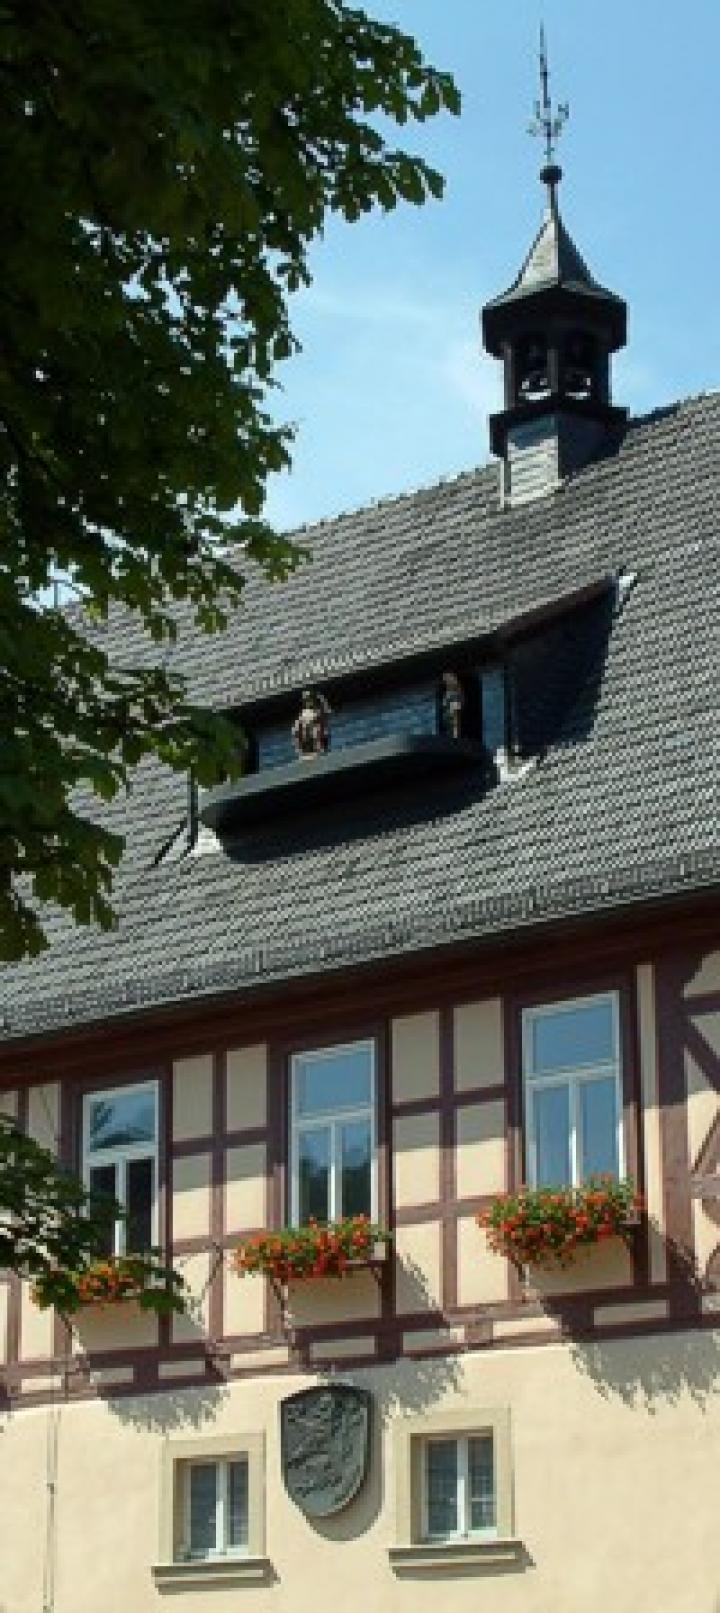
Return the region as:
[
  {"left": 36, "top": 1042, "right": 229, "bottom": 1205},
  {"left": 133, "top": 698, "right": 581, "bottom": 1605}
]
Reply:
[{"left": 481, "top": 36, "right": 628, "bottom": 506}]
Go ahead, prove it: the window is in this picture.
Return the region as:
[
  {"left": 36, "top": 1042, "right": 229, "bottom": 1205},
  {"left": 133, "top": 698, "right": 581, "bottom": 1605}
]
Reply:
[
  {"left": 390, "top": 1408, "right": 518, "bottom": 1571},
  {"left": 290, "top": 1041, "right": 375, "bottom": 1224},
  {"left": 523, "top": 993, "right": 623, "bottom": 1188},
  {"left": 155, "top": 1434, "right": 267, "bottom": 1587},
  {"left": 563, "top": 330, "right": 597, "bottom": 399},
  {"left": 517, "top": 332, "right": 550, "bottom": 400},
  {"left": 480, "top": 664, "right": 510, "bottom": 775},
  {"left": 184, "top": 1458, "right": 248, "bottom": 1560},
  {"left": 424, "top": 1434, "right": 495, "bottom": 1541},
  {"left": 82, "top": 1081, "right": 158, "bottom": 1254},
  {"left": 256, "top": 683, "right": 438, "bottom": 772}
]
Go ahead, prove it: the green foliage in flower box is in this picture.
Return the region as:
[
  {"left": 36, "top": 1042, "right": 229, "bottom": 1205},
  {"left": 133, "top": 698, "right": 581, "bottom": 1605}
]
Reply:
[
  {"left": 478, "top": 1177, "right": 643, "bottom": 1269},
  {"left": 235, "top": 1215, "right": 392, "bottom": 1282},
  {"left": 32, "top": 1252, "right": 186, "bottom": 1314}
]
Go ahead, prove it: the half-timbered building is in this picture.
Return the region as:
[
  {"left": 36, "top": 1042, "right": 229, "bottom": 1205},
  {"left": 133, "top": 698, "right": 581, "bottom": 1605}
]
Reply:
[{"left": 1, "top": 147, "right": 720, "bottom": 1613}]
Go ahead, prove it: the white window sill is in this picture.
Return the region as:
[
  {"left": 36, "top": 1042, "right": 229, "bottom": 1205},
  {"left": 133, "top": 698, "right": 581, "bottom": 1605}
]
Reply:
[
  {"left": 389, "top": 1538, "right": 525, "bottom": 1572},
  {"left": 152, "top": 1556, "right": 271, "bottom": 1589}
]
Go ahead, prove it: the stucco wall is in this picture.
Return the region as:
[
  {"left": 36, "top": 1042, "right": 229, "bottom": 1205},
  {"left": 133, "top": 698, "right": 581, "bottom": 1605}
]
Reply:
[{"left": 1, "top": 1331, "right": 718, "bottom": 1613}]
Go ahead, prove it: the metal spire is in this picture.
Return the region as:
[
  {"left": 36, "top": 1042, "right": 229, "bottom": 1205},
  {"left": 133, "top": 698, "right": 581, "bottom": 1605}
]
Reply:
[{"left": 528, "top": 25, "right": 569, "bottom": 189}]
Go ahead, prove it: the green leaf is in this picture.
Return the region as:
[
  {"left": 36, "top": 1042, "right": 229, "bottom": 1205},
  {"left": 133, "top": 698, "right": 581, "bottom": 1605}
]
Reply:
[{"left": 0, "top": 0, "right": 457, "bottom": 959}]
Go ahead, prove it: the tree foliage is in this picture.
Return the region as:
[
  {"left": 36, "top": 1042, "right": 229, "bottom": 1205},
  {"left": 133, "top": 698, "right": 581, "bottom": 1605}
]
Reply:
[
  {"left": 0, "top": 1, "right": 459, "bottom": 959},
  {"left": 0, "top": 1113, "right": 184, "bottom": 1314}
]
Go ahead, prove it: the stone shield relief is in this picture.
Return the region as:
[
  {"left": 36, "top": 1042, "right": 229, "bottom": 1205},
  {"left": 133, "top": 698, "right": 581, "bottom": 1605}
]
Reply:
[{"left": 280, "top": 1384, "right": 372, "bottom": 1518}]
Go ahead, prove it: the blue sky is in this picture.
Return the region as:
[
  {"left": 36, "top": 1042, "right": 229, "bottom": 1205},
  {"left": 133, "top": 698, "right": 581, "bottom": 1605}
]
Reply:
[{"left": 264, "top": 0, "right": 720, "bottom": 531}]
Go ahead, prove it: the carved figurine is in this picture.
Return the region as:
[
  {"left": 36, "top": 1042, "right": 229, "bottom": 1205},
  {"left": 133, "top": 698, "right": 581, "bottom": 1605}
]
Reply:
[
  {"left": 440, "top": 672, "right": 464, "bottom": 740},
  {"left": 292, "top": 688, "right": 331, "bottom": 759}
]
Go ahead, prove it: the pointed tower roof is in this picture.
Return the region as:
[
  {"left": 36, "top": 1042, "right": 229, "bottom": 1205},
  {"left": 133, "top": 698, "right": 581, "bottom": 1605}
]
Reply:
[
  {"left": 513, "top": 165, "right": 595, "bottom": 293},
  {"left": 481, "top": 33, "right": 628, "bottom": 495},
  {"left": 483, "top": 163, "right": 627, "bottom": 355}
]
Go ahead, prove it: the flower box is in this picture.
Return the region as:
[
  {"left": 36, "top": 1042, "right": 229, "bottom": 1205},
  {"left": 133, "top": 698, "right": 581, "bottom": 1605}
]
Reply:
[
  {"left": 31, "top": 1252, "right": 185, "bottom": 1315},
  {"left": 478, "top": 1177, "right": 643, "bottom": 1270},
  {"left": 234, "top": 1216, "right": 392, "bottom": 1284}
]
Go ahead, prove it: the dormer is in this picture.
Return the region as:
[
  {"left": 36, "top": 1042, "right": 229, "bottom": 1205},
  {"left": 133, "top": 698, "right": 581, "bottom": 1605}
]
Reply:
[{"left": 196, "top": 579, "right": 615, "bottom": 840}]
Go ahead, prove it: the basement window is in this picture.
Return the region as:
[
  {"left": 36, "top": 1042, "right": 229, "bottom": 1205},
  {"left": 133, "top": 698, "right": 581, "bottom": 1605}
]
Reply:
[
  {"left": 183, "top": 1458, "right": 249, "bottom": 1560},
  {"left": 389, "top": 1408, "right": 521, "bottom": 1572},
  {"left": 154, "top": 1433, "right": 269, "bottom": 1587},
  {"left": 423, "top": 1433, "right": 496, "bottom": 1542}
]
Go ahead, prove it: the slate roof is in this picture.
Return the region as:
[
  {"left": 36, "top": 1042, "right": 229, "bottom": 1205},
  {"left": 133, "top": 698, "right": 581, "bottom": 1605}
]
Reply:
[
  {"left": 2, "top": 391, "right": 720, "bottom": 1043},
  {"left": 487, "top": 191, "right": 597, "bottom": 301},
  {"left": 482, "top": 182, "right": 627, "bottom": 352}
]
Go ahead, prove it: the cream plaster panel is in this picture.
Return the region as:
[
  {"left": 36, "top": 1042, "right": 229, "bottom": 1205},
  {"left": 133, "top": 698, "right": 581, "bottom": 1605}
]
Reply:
[
  {"left": 394, "top": 1222, "right": 442, "bottom": 1314},
  {"left": 171, "top": 1252, "right": 211, "bottom": 1345},
  {"left": 88, "top": 1365, "right": 134, "bottom": 1388},
  {"left": 19, "top": 1282, "right": 54, "bottom": 1361},
  {"left": 309, "top": 1335, "right": 376, "bottom": 1362},
  {"left": 454, "top": 997, "right": 504, "bottom": 1092},
  {"left": 528, "top": 1237, "right": 633, "bottom": 1297},
  {"left": 171, "top": 1152, "right": 211, "bottom": 1242},
  {"left": 287, "top": 1270, "right": 381, "bottom": 1328},
  {"left": 223, "top": 1262, "right": 266, "bottom": 1339},
  {"left": 686, "top": 1010, "right": 720, "bottom": 1176},
  {"left": 457, "top": 1215, "right": 509, "bottom": 1306},
  {"left": 20, "top": 1374, "right": 62, "bottom": 1397},
  {"left": 493, "top": 1314, "right": 558, "bottom": 1340},
  {"left": 391, "top": 1013, "right": 440, "bottom": 1105},
  {"left": 402, "top": 1325, "right": 465, "bottom": 1352},
  {"left": 455, "top": 1099, "right": 506, "bottom": 1199},
  {"left": 172, "top": 1054, "right": 213, "bottom": 1142},
  {"left": 230, "top": 1345, "right": 289, "bottom": 1371},
  {"left": 0, "top": 1088, "right": 17, "bottom": 1120},
  {"left": 0, "top": 1282, "right": 9, "bottom": 1365},
  {"left": 593, "top": 1297, "right": 669, "bottom": 1327},
  {"left": 685, "top": 1046, "right": 719, "bottom": 1167},
  {"left": 393, "top": 1112, "right": 440, "bottom": 1208},
  {"left": 1, "top": 1340, "right": 720, "bottom": 1613},
  {"left": 225, "top": 1143, "right": 267, "bottom": 1232},
  {"left": 27, "top": 1081, "right": 60, "bottom": 1153},
  {"left": 227, "top": 1043, "right": 268, "bottom": 1132},
  {"left": 71, "top": 1302, "right": 158, "bottom": 1354},
  {"left": 686, "top": 950, "right": 720, "bottom": 995},
  {"left": 691, "top": 1006, "right": 720, "bottom": 1060},
  {"left": 692, "top": 1199, "right": 719, "bottom": 1282},
  {"left": 158, "top": 1359, "right": 207, "bottom": 1381}
]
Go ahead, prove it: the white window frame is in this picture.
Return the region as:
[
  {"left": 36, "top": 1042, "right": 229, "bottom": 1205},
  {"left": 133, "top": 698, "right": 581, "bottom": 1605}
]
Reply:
[
  {"left": 184, "top": 1457, "right": 249, "bottom": 1562},
  {"left": 422, "top": 1433, "right": 497, "bottom": 1544},
  {"left": 522, "top": 991, "right": 624, "bottom": 1189},
  {"left": 81, "top": 1079, "right": 159, "bottom": 1255},
  {"left": 156, "top": 1432, "right": 266, "bottom": 1586},
  {"left": 290, "top": 1039, "right": 377, "bottom": 1224}
]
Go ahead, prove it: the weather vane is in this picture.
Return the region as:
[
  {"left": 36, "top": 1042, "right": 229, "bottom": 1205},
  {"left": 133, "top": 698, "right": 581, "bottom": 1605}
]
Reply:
[{"left": 528, "top": 25, "right": 569, "bottom": 168}]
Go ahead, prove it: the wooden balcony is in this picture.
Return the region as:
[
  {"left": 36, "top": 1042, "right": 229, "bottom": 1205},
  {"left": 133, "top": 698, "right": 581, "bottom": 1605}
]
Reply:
[{"left": 199, "top": 734, "right": 485, "bottom": 835}]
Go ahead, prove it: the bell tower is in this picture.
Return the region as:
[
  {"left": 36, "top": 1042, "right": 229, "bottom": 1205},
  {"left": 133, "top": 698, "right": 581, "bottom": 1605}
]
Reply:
[{"left": 482, "top": 31, "right": 627, "bottom": 507}]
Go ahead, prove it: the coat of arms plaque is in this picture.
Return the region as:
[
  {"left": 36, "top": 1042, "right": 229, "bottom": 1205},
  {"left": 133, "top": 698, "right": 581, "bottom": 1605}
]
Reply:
[{"left": 280, "top": 1384, "right": 372, "bottom": 1518}]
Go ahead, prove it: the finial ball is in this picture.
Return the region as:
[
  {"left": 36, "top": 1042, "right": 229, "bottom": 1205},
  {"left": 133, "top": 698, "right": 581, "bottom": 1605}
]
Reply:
[{"left": 540, "top": 162, "right": 562, "bottom": 189}]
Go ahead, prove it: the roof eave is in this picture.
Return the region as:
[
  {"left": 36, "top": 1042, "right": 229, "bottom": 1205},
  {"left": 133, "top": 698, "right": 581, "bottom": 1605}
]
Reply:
[{"left": 482, "top": 280, "right": 627, "bottom": 356}]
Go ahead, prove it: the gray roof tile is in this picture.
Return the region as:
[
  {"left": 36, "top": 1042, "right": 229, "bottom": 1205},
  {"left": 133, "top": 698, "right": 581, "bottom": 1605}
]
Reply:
[{"left": 3, "top": 393, "right": 720, "bottom": 1040}]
